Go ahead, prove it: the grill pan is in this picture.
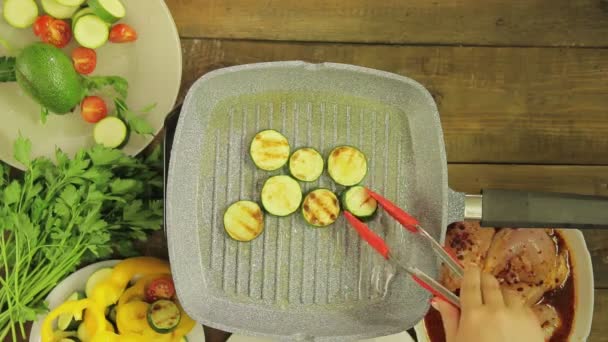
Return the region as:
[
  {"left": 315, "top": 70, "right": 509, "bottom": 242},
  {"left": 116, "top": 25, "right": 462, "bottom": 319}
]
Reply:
[{"left": 166, "top": 62, "right": 608, "bottom": 340}]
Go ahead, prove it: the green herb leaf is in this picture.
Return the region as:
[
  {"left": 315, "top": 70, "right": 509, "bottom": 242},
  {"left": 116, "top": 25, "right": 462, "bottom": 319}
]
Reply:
[
  {"left": 114, "top": 98, "right": 155, "bottom": 135},
  {"left": 14, "top": 135, "right": 32, "bottom": 167},
  {"left": 3, "top": 181, "right": 21, "bottom": 206},
  {"left": 83, "top": 75, "right": 129, "bottom": 99},
  {"left": 0, "top": 56, "right": 16, "bottom": 82},
  {"left": 40, "top": 106, "right": 49, "bottom": 124}
]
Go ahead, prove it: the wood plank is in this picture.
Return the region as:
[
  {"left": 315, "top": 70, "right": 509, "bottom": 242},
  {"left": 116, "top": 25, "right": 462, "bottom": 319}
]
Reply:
[
  {"left": 178, "top": 39, "right": 608, "bottom": 165},
  {"left": 592, "top": 289, "right": 608, "bottom": 342},
  {"left": 166, "top": 0, "right": 608, "bottom": 47},
  {"left": 448, "top": 164, "right": 608, "bottom": 288}
]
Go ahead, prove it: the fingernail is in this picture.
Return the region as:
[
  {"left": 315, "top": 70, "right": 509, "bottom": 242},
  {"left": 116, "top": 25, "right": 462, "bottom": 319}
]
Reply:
[{"left": 430, "top": 297, "right": 440, "bottom": 311}]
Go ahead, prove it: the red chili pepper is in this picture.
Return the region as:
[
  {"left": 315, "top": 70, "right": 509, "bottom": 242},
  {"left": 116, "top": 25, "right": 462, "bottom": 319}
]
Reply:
[
  {"left": 344, "top": 211, "right": 390, "bottom": 259},
  {"left": 366, "top": 188, "right": 420, "bottom": 232}
]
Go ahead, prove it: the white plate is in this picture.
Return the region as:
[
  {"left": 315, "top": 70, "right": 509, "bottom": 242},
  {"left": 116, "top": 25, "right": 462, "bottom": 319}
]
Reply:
[
  {"left": 0, "top": 0, "right": 182, "bottom": 169},
  {"left": 29, "top": 260, "right": 205, "bottom": 342},
  {"left": 228, "top": 331, "right": 416, "bottom": 342}
]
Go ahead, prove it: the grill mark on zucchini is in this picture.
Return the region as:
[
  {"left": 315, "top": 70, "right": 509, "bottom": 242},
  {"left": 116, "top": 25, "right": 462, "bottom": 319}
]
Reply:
[
  {"left": 250, "top": 130, "right": 290, "bottom": 171},
  {"left": 302, "top": 189, "right": 340, "bottom": 227}
]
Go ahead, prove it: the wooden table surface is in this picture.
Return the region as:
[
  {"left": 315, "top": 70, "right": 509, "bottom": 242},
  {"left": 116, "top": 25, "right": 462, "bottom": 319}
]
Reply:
[{"left": 167, "top": 0, "right": 608, "bottom": 341}]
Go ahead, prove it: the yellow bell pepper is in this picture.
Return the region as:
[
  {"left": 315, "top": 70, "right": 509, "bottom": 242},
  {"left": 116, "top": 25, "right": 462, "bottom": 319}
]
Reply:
[{"left": 41, "top": 257, "right": 193, "bottom": 342}]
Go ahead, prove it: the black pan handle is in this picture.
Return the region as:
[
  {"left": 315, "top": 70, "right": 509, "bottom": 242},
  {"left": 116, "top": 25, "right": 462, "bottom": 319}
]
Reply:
[
  {"left": 163, "top": 104, "right": 183, "bottom": 232},
  {"left": 472, "top": 189, "right": 608, "bottom": 229}
]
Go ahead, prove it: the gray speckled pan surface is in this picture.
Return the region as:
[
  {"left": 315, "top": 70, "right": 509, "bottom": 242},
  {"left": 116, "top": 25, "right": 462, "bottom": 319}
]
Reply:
[{"left": 167, "top": 62, "right": 466, "bottom": 340}]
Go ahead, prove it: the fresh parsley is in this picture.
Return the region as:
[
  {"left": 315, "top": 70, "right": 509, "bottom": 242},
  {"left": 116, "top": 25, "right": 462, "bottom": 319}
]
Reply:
[{"left": 0, "top": 137, "right": 163, "bottom": 341}]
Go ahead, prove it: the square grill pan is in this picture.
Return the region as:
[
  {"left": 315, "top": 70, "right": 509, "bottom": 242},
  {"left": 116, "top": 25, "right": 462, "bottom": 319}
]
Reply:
[{"left": 167, "top": 62, "right": 450, "bottom": 340}]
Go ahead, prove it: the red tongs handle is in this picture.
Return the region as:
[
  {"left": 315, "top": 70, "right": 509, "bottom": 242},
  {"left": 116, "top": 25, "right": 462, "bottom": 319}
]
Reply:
[
  {"left": 366, "top": 188, "right": 419, "bottom": 232},
  {"left": 344, "top": 211, "right": 390, "bottom": 259}
]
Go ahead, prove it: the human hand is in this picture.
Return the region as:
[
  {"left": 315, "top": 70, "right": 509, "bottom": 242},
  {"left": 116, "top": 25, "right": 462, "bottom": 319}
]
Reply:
[{"left": 432, "top": 265, "right": 544, "bottom": 342}]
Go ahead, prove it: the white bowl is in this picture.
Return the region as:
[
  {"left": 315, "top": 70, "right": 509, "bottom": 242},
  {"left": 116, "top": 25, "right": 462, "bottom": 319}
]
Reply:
[
  {"left": 29, "top": 260, "right": 205, "bottom": 342},
  {"left": 414, "top": 229, "right": 594, "bottom": 342}
]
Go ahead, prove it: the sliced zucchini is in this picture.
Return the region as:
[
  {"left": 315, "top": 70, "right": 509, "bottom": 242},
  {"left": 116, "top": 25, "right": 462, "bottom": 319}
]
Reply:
[
  {"left": 147, "top": 299, "right": 181, "bottom": 334},
  {"left": 327, "top": 146, "right": 367, "bottom": 186},
  {"left": 85, "top": 267, "right": 113, "bottom": 298},
  {"left": 341, "top": 186, "right": 377, "bottom": 220},
  {"left": 57, "top": 291, "right": 85, "bottom": 331},
  {"left": 59, "top": 338, "right": 80, "bottom": 342},
  {"left": 250, "top": 130, "right": 290, "bottom": 171},
  {"left": 73, "top": 15, "right": 110, "bottom": 49},
  {"left": 41, "top": 0, "right": 78, "bottom": 19},
  {"left": 55, "top": 0, "right": 86, "bottom": 6},
  {"left": 223, "top": 201, "right": 264, "bottom": 242},
  {"left": 179, "top": 337, "right": 188, "bottom": 342},
  {"left": 3, "top": 0, "right": 38, "bottom": 28},
  {"left": 261, "top": 175, "right": 302, "bottom": 216},
  {"left": 94, "top": 117, "right": 128, "bottom": 148},
  {"left": 302, "top": 189, "right": 340, "bottom": 227},
  {"left": 288, "top": 148, "right": 324, "bottom": 182},
  {"left": 71, "top": 7, "right": 94, "bottom": 28},
  {"left": 88, "top": 0, "right": 125, "bottom": 24}
]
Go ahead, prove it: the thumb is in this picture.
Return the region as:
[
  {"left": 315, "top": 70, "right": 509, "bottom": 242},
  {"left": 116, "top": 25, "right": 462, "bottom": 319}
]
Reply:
[{"left": 431, "top": 297, "right": 460, "bottom": 341}]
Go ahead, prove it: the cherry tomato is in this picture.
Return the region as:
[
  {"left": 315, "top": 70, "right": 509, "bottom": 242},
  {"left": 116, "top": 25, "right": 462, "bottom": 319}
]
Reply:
[
  {"left": 33, "top": 15, "right": 54, "bottom": 37},
  {"left": 109, "top": 24, "right": 138, "bottom": 43},
  {"left": 71, "top": 47, "right": 97, "bottom": 75},
  {"left": 42, "top": 19, "right": 72, "bottom": 48},
  {"left": 145, "top": 277, "right": 176, "bottom": 302},
  {"left": 81, "top": 96, "right": 108, "bottom": 123}
]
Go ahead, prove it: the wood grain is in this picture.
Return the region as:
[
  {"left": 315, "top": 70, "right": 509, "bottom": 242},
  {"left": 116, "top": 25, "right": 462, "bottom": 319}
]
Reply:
[
  {"left": 178, "top": 39, "right": 608, "bottom": 165},
  {"left": 591, "top": 289, "right": 608, "bottom": 342},
  {"left": 166, "top": 0, "right": 608, "bottom": 47}
]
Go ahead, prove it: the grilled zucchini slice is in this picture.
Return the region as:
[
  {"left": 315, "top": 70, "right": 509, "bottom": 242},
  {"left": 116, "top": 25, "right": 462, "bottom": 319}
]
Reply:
[
  {"left": 261, "top": 175, "right": 302, "bottom": 216},
  {"left": 327, "top": 146, "right": 367, "bottom": 186},
  {"left": 341, "top": 186, "right": 377, "bottom": 220},
  {"left": 288, "top": 147, "right": 324, "bottom": 182},
  {"left": 250, "top": 130, "right": 290, "bottom": 171},
  {"left": 302, "top": 189, "right": 340, "bottom": 227},
  {"left": 147, "top": 299, "right": 181, "bottom": 334},
  {"left": 223, "top": 201, "right": 264, "bottom": 242}
]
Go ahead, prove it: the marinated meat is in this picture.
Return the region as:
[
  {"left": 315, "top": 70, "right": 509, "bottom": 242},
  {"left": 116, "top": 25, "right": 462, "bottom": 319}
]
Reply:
[{"left": 440, "top": 221, "right": 495, "bottom": 291}]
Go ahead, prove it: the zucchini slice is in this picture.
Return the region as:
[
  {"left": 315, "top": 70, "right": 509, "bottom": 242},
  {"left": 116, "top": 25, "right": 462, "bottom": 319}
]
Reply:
[
  {"left": 71, "top": 8, "right": 94, "bottom": 28},
  {"left": 327, "top": 146, "right": 367, "bottom": 186},
  {"left": 288, "top": 148, "right": 324, "bottom": 182},
  {"left": 3, "top": 0, "right": 38, "bottom": 28},
  {"left": 223, "top": 201, "right": 264, "bottom": 242},
  {"left": 250, "top": 130, "right": 290, "bottom": 171},
  {"left": 261, "top": 175, "right": 302, "bottom": 216},
  {"left": 94, "top": 117, "right": 129, "bottom": 148},
  {"left": 85, "top": 267, "right": 113, "bottom": 298},
  {"left": 302, "top": 189, "right": 340, "bottom": 227},
  {"left": 147, "top": 299, "right": 181, "bottom": 334},
  {"left": 41, "top": 0, "right": 78, "bottom": 19},
  {"left": 55, "top": 0, "right": 85, "bottom": 6},
  {"left": 88, "top": 0, "right": 125, "bottom": 24},
  {"left": 73, "top": 15, "right": 110, "bottom": 49},
  {"left": 341, "top": 186, "right": 377, "bottom": 220},
  {"left": 57, "top": 291, "right": 85, "bottom": 331}
]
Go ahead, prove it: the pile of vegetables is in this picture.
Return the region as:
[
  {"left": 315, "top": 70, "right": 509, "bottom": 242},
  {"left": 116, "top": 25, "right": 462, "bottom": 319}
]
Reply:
[
  {"left": 223, "top": 129, "right": 377, "bottom": 242},
  {"left": 1, "top": 0, "right": 149, "bottom": 149},
  {"left": 0, "top": 137, "right": 164, "bottom": 341},
  {"left": 41, "top": 257, "right": 195, "bottom": 342}
]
